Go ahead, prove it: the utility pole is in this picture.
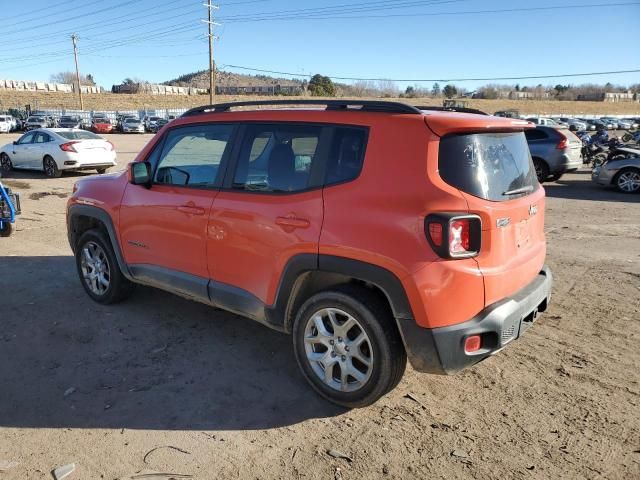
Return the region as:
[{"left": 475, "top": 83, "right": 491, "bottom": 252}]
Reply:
[
  {"left": 71, "top": 34, "right": 84, "bottom": 110},
  {"left": 203, "top": 1, "right": 219, "bottom": 103}
]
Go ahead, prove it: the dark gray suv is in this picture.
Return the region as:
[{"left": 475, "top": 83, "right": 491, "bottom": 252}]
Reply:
[{"left": 525, "top": 126, "right": 582, "bottom": 182}]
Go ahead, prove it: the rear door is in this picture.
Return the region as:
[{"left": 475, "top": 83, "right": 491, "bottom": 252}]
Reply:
[
  {"left": 438, "top": 131, "right": 546, "bottom": 306},
  {"left": 207, "top": 123, "right": 326, "bottom": 307}
]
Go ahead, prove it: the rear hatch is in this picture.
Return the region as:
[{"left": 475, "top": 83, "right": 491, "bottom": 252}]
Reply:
[
  {"left": 435, "top": 126, "right": 546, "bottom": 306},
  {"left": 558, "top": 127, "right": 582, "bottom": 162}
]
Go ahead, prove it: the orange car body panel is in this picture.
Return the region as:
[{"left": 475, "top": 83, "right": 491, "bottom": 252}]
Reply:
[{"left": 68, "top": 107, "right": 546, "bottom": 332}]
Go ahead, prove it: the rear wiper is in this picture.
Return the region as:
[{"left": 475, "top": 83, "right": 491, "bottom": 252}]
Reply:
[{"left": 502, "top": 185, "right": 534, "bottom": 196}]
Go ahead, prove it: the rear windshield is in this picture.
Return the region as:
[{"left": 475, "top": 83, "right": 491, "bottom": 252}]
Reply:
[
  {"left": 57, "top": 131, "right": 102, "bottom": 140},
  {"left": 126, "top": 119, "right": 141, "bottom": 124},
  {"left": 27, "top": 117, "right": 43, "bottom": 122},
  {"left": 439, "top": 132, "right": 538, "bottom": 201}
]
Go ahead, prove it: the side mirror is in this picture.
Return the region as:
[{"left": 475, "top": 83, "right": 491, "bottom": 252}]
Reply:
[{"left": 129, "top": 161, "right": 152, "bottom": 188}]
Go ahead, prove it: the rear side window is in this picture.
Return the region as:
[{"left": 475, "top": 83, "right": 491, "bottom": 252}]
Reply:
[
  {"left": 233, "top": 125, "right": 322, "bottom": 193},
  {"left": 325, "top": 128, "right": 367, "bottom": 185},
  {"left": 524, "top": 129, "right": 548, "bottom": 141},
  {"left": 439, "top": 132, "right": 538, "bottom": 201}
]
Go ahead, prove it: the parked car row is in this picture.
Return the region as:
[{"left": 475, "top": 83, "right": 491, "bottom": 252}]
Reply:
[{"left": 526, "top": 116, "right": 640, "bottom": 132}]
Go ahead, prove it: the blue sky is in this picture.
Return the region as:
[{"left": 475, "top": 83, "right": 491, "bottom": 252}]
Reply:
[{"left": 0, "top": 0, "right": 638, "bottom": 90}]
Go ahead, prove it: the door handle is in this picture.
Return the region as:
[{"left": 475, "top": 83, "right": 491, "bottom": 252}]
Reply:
[
  {"left": 276, "top": 215, "right": 310, "bottom": 230},
  {"left": 177, "top": 205, "right": 205, "bottom": 215}
]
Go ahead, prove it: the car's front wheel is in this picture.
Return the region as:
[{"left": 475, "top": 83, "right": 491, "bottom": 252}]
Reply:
[
  {"left": 614, "top": 168, "right": 640, "bottom": 194},
  {"left": 75, "top": 229, "right": 135, "bottom": 304},
  {"left": 43, "top": 155, "right": 61, "bottom": 178},
  {"left": 292, "top": 286, "right": 406, "bottom": 408}
]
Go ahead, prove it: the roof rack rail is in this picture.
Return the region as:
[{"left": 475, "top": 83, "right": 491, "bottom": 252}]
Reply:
[
  {"left": 415, "top": 106, "right": 488, "bottom": 116},
  {"left": 181, "top": 99, "right": 422, "bottom": 117}
]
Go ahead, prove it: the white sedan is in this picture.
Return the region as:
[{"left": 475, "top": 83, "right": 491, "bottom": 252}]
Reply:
[{"left": 0, "top": 129, "right": 117, "bottom": 178}]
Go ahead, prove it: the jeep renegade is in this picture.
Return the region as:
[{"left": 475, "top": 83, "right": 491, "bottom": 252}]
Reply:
[{"left": 67, "top": 100, "right": 552, "bottom": 407}]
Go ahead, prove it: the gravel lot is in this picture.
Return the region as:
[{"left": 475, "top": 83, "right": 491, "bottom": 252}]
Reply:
[{"left": 0, "top": 133, "right": 638, "bottom": 479}]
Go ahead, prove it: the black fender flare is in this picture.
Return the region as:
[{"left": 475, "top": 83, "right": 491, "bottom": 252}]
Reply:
[
  {"left": 265, "top": 254, "right": 414, "bottom": 332},
  {"left": 67, "top": 204, "right": 132, "bottom": 279}
]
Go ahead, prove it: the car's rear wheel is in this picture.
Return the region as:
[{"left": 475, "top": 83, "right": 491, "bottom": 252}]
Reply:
[
  {"left": 549, "top": 173, "right": 563, "bottom": 182},
  {"left": 75, "top": 229, "right": 135, "bottom": 304},
  {"left": 614, "top": 168, "right": 640, "bottom": 194},
  {"left": 0, "top": 153, "right": 12, "bottom": 174},
  {"left": 96, "top": 168, "right": 108, "bottom": 174},
  {"left": 292, "top": 285, "right": 406, "bottom": 408},
  {"left": 533, "top": 158, "right": 549, "bottom": 183},
  {"left": 43, "top": 155, "right": 61, "bottom": 178}
]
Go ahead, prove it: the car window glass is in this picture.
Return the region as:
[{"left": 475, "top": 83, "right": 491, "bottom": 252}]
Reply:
[
  {"left": 154, "top": 124, "right": 233, "bottom": 187},
  {"left": 325, "top": 128, "right": 367, "bottom": 185},
  {"left": 233, "top": 125, "right": 322, "bottom": 193},
  {"left": 34, "top": 133, "right": 50, "bottom": 143},
  {"left": 18, "top": 132, "right": 35, "bottom": 144},
  {"left": 524, "top": 129, "right": 548, "bottom": 141}
]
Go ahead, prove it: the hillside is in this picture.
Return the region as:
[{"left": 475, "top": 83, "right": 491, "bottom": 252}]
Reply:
[
  {"left": 165, "top": 69, "right": 302, "bottom": 89},
  {"left": 1, "top": 90, "right": 639, "bottom": 116}
]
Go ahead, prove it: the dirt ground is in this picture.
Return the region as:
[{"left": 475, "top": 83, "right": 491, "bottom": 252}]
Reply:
[{"left": 0, "top": 132, "right": 638, "bottom": 480}]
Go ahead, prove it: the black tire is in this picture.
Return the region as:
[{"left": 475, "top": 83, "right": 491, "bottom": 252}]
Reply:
[
  {"left": 622, "top": 133, "right": 632, "bottom": 142},
  {"left": 533, "top": 158, "right": 549, "bottom": 183},
  {"left": 549, "top": 173, "right": 563, "bottom": 182},
  {"left": 613, "top": 168, "right": 640, "bottom": 194},
  {"left": 43, "top": 155, "right": 61, "bottom": 178},
  {"left": 292, "top": 284, "right": 407, "bottom": 408},
  {"left": 0, "top": 153, "right": 12, "bottom": 174},
  {"left": 96, "top": 168, "right": 108, "bottom": 174},
  {"left": 0, "top": 221, "right": 12, "bottom": 237},
  {"left": 75, "top": 229, "right": 135, "bottom": 304}
]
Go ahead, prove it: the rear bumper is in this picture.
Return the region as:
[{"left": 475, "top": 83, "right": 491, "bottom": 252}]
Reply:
[{"left": 398, "top": 266, "right": 552, "bottom": 374}]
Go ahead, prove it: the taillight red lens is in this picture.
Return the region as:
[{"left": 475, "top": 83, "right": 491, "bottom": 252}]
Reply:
[
  {"left": 59, "top": 141, "right": 78, "bottom": 153},
  {"left": 556, "top": 132, "right": 568, "bottom": 149},
  {"left": 464, "top": 335, "right": 482, "bottom": 353},
  {"left": 449, "top": 219, "right": 470, "bottom": 253},
  {"left": 428, "top": 222, "right": 443, "bottom": 247}
]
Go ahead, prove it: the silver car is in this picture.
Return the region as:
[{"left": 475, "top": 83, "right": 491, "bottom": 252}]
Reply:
[
  {"left": 525, "top": 126, "right": 583, "bottom": 182},
  {"left": 592, "top": 150, "right": 640, "bottom": 193},
  {"left": 122, "top": 118, "right": 145, "bottom": 133}
]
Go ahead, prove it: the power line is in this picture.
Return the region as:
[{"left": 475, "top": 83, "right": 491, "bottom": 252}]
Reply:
[
  {"left": 220, "top": 64, "right": 640, "bottom": 83},
  {"left": 203, "top": 0, "right": 221, "bottom": 103},
  {"left": 217, "top": 1, "right": 640, "bottom": 22}
]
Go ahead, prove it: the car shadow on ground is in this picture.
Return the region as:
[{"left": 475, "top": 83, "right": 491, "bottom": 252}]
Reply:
[
  {"left": 1, "top": 169, "right": 95, "bottom": 180},
  {"left": 0, "top": 256, "right": 343, "bottom": 431},
  {"left": 544, "top": 178, "right": 640, "bottom": 202}
]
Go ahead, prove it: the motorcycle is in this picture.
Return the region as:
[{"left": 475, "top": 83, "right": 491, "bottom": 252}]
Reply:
[{"left": 621, "top": 130, "right": 640, "bottom": 145}]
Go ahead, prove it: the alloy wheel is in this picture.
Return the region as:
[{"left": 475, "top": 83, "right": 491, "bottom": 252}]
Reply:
[
  {"left": 617, "top": 171, "right": 640, "bottom": 193},
  {"left": 0, "top": 154, "right": 11, "bottom": 171},
  {"left": 80, "top": 241, "right": 111, "bottom": 295},
  {"left": 44, "top": 158, "right": 56, "bottom": 177},
  {"left": 303, "top": 308, "right": 374, "bottom": 392}
]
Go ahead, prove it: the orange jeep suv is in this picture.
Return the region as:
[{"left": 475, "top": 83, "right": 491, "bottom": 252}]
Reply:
[{"left": 67, "top": 100, "right": 552, "bottom": 407}]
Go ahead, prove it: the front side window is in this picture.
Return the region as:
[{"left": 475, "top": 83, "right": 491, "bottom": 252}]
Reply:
[
  {"left": 154, "top": 124, "right": 234, "bottom": 187},
  {"left": 18, "top": 132, "right": 35, "bottom": 144},
  {"left": 233, "top": 125, "right": 322, "bottom": 193}
]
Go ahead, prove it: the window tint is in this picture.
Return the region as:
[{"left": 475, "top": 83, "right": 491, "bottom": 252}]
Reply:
[
  {"left": 524, "top": 129, "right": 548, "bottom": 141},
  {"left": 18, "top": 132, "right": 35, "bottom": 144},
  {"left": 325, "top": 128, "right": 367, "bottom": 185},
  {"left": 233, "top": 125, "right": 322, "bottom": 192},
  {"left": 154, "top": 124, "right": 233, "bottom": 187}
]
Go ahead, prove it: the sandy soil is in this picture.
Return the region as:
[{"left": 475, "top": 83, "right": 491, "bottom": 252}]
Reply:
[{"left": 0, "top": 133, "right": 638, "bottom": 479}]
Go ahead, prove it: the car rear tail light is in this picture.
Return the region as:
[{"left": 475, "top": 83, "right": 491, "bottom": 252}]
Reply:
[
  {"left": 59, "top": 141, "right": 79, "bottom": 153},
  {"left": 425, "top": 213, "right": 481, "bottom": 259},
  {"left": 464, "top": 335, "right": 482, "bottom": 353},
  {"left": 106, "top": 141, "right": 115, "bottom": 151},
  {"left": 556, "top": 132, "right": 568, "bottom": 150}
]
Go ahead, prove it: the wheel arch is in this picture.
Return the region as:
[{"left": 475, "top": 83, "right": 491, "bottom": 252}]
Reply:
[
  {"left": 266, "top": 254, "right": 414, "bottom": 334},
  {"left": 67, "top": 204, "right": 132, "bottom": 279}
]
